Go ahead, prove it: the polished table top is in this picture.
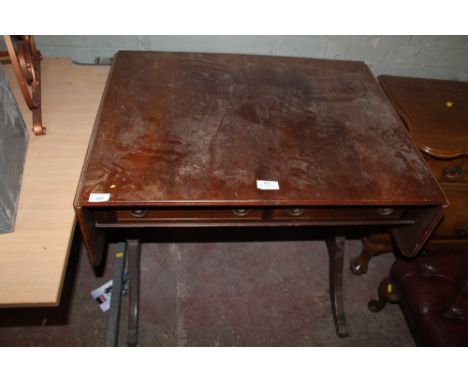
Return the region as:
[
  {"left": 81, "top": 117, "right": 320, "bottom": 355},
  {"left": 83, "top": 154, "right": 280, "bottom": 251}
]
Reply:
[{"left": 75, "top": 51, "right": 447, "bottom": 266}]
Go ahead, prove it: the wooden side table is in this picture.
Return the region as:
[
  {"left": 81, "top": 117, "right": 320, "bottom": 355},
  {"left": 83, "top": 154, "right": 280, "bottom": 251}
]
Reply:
[
  {"left": 351, "top": 75, "right": 468, "bottom": 275},
  {"left": 74, "top": 52, "right": 447, "bottom": 344}
]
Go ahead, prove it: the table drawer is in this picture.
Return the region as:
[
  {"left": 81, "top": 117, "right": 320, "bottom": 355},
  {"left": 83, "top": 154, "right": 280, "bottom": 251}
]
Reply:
[
  {"left": 94, "top": 206, "right": 408, "bottom": 227},
  {"left": 425, "top": 155, "right": 468, "bottom": 184},
  {"left": 94, "top": 207, "right": 408, "bottom": 226},
  {"left": 270, "top": 207, "right": 405, "bottom": 221},
  {"left": 104, "top": 207, "right": 264, "bottom": 223},
  {"left": 432, "top": 185, "right": 468, "bottom": 240}
]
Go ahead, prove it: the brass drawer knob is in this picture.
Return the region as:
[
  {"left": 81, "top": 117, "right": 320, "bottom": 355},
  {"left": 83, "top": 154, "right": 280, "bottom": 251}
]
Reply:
[
  {"left": 443, "top": 165, "right": 465, "bottom": 182},
  {"left": 288, "top": 208, "right": 304, "bottom": 216},
  {"left": 377, "top": 208, "right": 395, "bottom": 216},
  {"left": 232, "top": 208, "right": 250, "bottom": 216},
  {"left": 129, "top": 209, "right": 147, "bottom": 218}
]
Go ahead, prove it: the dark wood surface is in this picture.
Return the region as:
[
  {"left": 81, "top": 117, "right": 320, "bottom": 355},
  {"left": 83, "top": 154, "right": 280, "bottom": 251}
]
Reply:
[
  {"left": 77, "top": 52, "right": 445, "bottom": 207},
  {"left": 74, "top": 52, "right": 447, "bottom": 267},
  {"left": 379, "top": 75, "right": 468, "bottom": 250},
  {"left": 74, "top": 53, "right": 449, "bottom": 340},
  {"left": 379, "top": 75, "right": 468, "bottom": 159}
]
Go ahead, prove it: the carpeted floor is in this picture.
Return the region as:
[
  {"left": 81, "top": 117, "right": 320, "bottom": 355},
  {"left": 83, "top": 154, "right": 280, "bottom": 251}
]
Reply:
[{"left": 0, "top": 228, "right": 415, "bottom": 346}]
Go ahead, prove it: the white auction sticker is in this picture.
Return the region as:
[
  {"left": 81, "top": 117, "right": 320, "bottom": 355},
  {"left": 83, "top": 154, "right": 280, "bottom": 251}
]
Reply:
[
  {"left": 256, "top": 180, "right": 280, "bottom": 190},
  {"left": 89, "top": 193, "right": 111, "bottom": 202}
]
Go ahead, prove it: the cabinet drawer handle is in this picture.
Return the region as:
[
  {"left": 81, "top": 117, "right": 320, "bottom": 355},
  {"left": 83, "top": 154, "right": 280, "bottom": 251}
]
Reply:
[
  {"left": 129, "top": 209, "right": 147, "bottom": 218},
  {"left": 456, "top": 225, "right": 468, "bottom": 237},
  {"left": 443, "top": 165, "right": 465, "bottom": 182},
  {"left": 232, "top": 208, "right": 250, "bottom": 216},
  {"left": 377, "top": 208, "right": 395, "bottom": 216},
  {"left": 288, "top": 208, "right": 304, "bottom": 216}
]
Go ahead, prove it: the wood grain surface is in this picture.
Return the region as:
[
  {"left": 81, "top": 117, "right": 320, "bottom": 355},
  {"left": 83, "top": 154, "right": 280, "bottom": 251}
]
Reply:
[
  {"left": 74, "top": 52, "right": 447, "bottom": 267},
  {"left": 379, "top": 75, "right": 468, "bottom": 159},
  {"left": 0, "top": 58, "right": 109, "bottom": 306},
  {"left": 379, "top": 75, "right": 468, "bottom": 250},
  {"left": 77, "top": 52, "right": 445, "bottom": 207}
]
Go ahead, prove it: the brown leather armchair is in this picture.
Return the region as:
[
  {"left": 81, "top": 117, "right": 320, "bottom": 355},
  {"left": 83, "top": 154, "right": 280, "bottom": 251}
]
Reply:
[{"left": 370, "top": 251, "right": 468, "bottom": 346}]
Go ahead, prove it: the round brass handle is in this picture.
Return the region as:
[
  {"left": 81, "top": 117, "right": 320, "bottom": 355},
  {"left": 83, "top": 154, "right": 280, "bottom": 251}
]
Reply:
[
  {"left": 377, "top": 208, "right": 395, "bottom": 216},
  {"left": 129, "top": 209, "right": 147, "bottom": 218},
  {"left": 232, "top": 208, "right": 250, "bottom": 216},
  {"left": 288, "top": 208, "right": 304, "bottom": 216},
  {"left": 443, "top": 165, "right": 465, "bottom": 182}
]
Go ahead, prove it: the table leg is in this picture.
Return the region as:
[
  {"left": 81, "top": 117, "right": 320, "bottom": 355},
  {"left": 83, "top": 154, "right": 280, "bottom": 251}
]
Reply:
[
  {"left": 326, "top": 236, "right": 348, "bottom": 337},
  {"left": 106, "top": 242, "right": 127, "bottom": 347},
  {"left": 126, "top": 239, "right": 141, "bottom": 346},
  {"left": 350, "top": 233, "right": 393, "bottom": 275}
]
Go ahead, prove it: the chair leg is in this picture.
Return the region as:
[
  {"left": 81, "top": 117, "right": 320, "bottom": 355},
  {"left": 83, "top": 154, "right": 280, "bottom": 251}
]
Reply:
[{"left": 368, "top": 277, "right": 400, "bottom": 312}]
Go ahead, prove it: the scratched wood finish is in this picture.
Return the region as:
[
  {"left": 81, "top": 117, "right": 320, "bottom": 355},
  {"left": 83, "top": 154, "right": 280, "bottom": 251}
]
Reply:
[
  {"left": 74, "top": 52, "right": 447, "bottom": 266},
  {"left": 77, "top": 52, "right": 445, "bottom": 207}
]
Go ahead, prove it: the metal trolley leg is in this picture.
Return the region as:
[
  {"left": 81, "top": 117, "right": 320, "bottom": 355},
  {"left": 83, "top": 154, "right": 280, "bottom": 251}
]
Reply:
[
  {"left": 106, "top": 242, "right": 127, "bottom": 347},
  {"left": 126, "top": 239, "right": 142, "bottom": 346}
]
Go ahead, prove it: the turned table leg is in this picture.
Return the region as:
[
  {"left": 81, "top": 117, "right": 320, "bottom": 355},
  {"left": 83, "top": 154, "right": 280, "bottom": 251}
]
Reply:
[
  {"left": 326, "top": 235, "right": 348, "bottom": 337},
  {"left": 350, "top": 233, "right": 393, "bottom": 275},
  {"left": 127, "top": 239, "right": 142, "bottom": 346}
]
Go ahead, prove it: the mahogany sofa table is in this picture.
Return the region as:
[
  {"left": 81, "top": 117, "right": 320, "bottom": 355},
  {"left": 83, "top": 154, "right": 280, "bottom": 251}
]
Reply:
[{"left": 74, "top": 51, "right": 447, "bottom": 345}]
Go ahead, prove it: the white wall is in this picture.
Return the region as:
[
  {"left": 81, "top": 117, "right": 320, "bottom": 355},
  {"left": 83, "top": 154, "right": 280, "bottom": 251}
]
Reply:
[{"left": 2, "top": 36, "right": 468, "bottom": 80}]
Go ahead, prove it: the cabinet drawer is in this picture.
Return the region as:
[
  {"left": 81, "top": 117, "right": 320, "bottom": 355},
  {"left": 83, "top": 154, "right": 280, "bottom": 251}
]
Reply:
[
  {"left": 432, "top": 185, "right": 468, "bottom": 239},
  {"left": 425, "top": 155, "right": 468, "bottom": 184},
  {"left": 270, "top": 207, "right": 405, "bottom": 221}
]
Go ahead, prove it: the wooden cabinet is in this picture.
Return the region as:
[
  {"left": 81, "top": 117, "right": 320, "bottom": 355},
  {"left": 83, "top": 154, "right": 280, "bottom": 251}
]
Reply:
[
  {"left": 379, "top": 75, "right": 468, "bottom": 250},
  {"left": 350, "top": 75, "right": 468, "bottom": 274}
]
